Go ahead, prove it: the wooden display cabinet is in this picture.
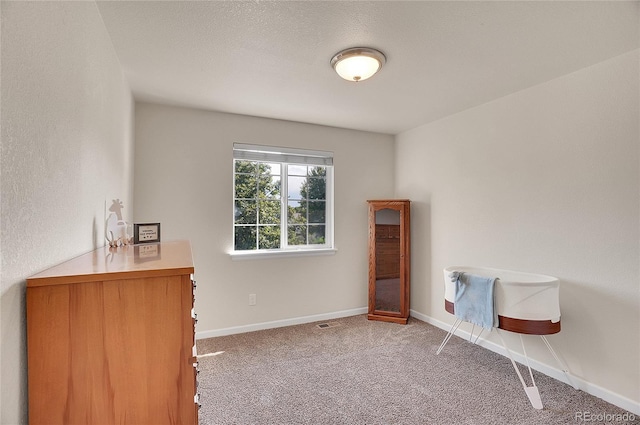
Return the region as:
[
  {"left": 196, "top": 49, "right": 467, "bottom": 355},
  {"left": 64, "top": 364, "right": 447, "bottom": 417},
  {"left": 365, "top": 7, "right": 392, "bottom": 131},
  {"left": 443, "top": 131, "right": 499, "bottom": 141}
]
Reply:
[
  {"left": 26, "top": 240, "right": 199, "bottom": 425},
  {"left": 367, "top": 200, "right": 411, "bottom": 324}
]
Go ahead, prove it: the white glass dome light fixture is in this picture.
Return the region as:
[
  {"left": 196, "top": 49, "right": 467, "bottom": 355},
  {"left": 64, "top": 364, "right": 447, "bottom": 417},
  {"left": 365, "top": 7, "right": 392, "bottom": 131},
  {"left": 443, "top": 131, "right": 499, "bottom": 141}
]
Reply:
[{"left": 330, "top": 47, "right": 386, "bottom": 82}]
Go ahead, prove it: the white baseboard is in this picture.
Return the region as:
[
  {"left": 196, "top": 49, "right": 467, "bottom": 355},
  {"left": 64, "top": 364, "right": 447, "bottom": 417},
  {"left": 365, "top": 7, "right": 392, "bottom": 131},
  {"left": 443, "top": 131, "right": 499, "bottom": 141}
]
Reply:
[
  {"left": 409, "top": 309, "right": 640, "bottom": 416},
  {"left": 196, "top": 307, "right": 368, "bottom": 339}
]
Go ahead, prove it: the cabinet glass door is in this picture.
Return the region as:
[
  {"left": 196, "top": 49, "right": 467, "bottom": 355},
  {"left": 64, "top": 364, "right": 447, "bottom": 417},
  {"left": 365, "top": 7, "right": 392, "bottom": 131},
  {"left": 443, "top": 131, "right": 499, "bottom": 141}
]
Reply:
[{"left": 374, "top": 208, "right": 401, "bottom": 313}]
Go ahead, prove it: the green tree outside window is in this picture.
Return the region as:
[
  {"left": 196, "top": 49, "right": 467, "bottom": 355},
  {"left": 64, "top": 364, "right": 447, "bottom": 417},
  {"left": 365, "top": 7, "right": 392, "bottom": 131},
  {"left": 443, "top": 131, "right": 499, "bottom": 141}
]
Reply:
[{"left": 234, "top": 160, "right": 327, "bottom": 251}]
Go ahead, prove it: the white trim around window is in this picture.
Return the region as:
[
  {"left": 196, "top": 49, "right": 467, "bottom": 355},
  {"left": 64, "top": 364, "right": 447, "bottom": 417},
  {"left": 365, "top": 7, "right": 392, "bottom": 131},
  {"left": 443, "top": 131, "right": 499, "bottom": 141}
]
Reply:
[{"left": 231, "top": 143, "right": 335, "bottom": 258}]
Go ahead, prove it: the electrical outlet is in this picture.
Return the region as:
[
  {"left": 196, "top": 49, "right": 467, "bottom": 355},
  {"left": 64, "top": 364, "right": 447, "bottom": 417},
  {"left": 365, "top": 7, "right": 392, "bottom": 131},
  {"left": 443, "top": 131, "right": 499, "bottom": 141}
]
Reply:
[{"left": 249, "top": 293, "right": 256, "bottom": 306}]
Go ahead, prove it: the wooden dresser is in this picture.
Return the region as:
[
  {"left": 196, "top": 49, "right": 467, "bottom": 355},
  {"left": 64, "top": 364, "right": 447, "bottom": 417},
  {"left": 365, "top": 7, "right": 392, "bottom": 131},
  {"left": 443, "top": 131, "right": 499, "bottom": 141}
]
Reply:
[{"left": 26, "top": 240, "right": 198, "bottom": 425}]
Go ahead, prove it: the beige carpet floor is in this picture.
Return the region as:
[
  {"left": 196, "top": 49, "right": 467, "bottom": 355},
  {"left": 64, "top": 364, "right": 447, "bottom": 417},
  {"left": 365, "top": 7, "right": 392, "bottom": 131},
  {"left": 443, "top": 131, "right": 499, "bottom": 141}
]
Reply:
[{"left": 195, "top": 315, "right": 638, "bottom": 425}]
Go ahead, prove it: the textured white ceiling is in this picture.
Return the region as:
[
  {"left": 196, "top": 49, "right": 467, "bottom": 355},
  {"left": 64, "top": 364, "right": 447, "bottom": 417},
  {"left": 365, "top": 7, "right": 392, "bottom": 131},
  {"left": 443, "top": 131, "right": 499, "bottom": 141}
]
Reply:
[{"left": 96, "top": 1, "right": 638, "bottom": 135}]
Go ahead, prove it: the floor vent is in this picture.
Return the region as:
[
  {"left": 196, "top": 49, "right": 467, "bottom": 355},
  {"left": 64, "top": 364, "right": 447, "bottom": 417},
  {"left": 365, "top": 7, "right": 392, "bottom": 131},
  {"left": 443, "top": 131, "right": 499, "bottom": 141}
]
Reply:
[{"left": 316, "top": 322, "right": 341, "bottom": 329}]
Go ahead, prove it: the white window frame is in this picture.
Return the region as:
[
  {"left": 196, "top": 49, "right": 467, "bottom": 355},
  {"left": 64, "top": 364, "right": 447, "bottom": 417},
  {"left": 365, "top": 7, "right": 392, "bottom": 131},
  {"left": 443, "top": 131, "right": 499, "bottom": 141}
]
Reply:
[{"left": 231, "top": 143, "right": 336, "bottom": 260}]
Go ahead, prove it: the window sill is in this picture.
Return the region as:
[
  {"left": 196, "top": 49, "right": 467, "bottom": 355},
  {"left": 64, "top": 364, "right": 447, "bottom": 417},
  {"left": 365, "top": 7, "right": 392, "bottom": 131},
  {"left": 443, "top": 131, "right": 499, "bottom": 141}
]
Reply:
[{"left": 230, "top": 248, "right": 337, "bottom": 261}]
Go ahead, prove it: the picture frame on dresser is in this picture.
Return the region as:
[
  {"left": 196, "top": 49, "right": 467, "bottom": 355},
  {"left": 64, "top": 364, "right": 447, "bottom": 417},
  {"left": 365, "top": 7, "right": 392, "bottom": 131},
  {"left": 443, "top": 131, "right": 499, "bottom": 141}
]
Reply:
[{"left": 134, "top": 222, "right": 161, "bottom": 244}]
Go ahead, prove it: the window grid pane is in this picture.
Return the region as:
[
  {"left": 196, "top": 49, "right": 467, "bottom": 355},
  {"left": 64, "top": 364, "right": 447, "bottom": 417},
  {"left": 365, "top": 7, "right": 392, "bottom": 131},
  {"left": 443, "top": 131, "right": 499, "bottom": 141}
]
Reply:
[
  {"left": 309, "top": 225, "right": 325, "bottom": 244},
  {"left": 259, "top": 200, "right": 281, "bottom": 224},
  {"left": 234, "top": 226, "right": 257, "bottom": 250},
  {"left": 258, "top": 225, "right": 281, "bottom": 249},
  {"left": 308, "top": 201, "right": 325, "bottom": 224},
  {"left": 234, "top": 200, "right": 256, "bottom": 224},
  {"left": 287, "top": 225, "right": 307, "bottom": 245}
]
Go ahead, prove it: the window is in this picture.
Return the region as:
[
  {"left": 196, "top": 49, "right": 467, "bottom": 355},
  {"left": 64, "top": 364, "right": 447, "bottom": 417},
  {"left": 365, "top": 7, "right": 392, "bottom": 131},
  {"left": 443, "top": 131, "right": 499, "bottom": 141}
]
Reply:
[{"left": 233, "top": 143, "right": 334, "bottom": 256}]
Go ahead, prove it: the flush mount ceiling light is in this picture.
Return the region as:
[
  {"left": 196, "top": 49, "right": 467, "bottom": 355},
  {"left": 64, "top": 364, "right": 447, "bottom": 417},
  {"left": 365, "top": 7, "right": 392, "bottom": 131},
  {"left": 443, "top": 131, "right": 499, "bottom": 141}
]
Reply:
[{"left": 330, "top": 47, "right": 386, "bottom": 82}]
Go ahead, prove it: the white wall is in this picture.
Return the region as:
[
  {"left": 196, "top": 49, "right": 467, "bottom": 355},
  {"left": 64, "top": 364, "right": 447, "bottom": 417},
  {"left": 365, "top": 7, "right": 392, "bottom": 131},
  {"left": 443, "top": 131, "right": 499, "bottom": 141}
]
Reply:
[
  {"left": 0, "top": 2, "right": 134, "bottom": 423},
  {"left": 134, "top": 103, "right": 395, "bottom": 334},
  {"left": 396, "top": 51, "right": 639, "bottom": 407}
]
